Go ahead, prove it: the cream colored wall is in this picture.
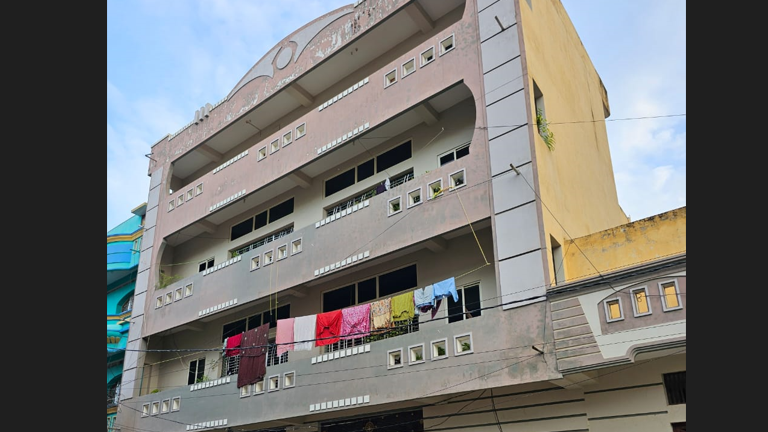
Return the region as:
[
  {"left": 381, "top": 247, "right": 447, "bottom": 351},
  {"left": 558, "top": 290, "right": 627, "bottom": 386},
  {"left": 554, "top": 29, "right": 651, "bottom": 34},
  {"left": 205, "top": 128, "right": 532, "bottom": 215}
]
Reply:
[
  {"left": 166, "top": 98, "right": 477, "bottom": 280},
  {"left": 516, "top": 0, "right": 630, "bottom": 287},
  {"left": 154, "top": 228, "right": 497, "bottom": 391}
]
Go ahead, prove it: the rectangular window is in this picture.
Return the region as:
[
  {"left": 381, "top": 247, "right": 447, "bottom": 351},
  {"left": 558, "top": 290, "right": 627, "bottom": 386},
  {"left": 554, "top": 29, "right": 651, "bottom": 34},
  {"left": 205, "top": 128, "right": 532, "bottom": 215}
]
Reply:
[
  {"left": 269, "top": 198, "right": 295, "bottom": 223},
  {"left": 377, "top": 141, "right": 412, "bottom": 173},
  {"left": 357, "top": 278, "right": 377, "bottom": 303},
  {"left": 258, "top": 146, "right": 267, "bottom": 161},
  {"left": 439, "top": 143, "right": 470, "bottom": 167},
  {"left": 277, "top": 244, "right": 288, "bottom": 260},
  {"left": 604, "top": 298, "right": 624, "bottom": 322},
  {"left": 196, "top": 183, "right": 203, "bottom": 195},
  {"left": 187, "top": 358, "right": 206, "bottom": 385},
  {"left": 283, "top": 131, "right": 292, "bottom": 146},
  {"left": 325, "top": 168, "right": 357, "bottom": 198},
  {"left": 663, "top": 371, "right": 686, "bottom": 405},
  {"left": 296, "top": 123, "right": 306, "bottom": 139},
  {"left": 402, "top": 58, "right": 415, "bottom": 77},
  {"left": 253, "top": 210, "right": 268, "bottom": 231},
  {"left": 421, "top": 47, "right": 435, "bottom": 67},
  {"left": 660, "top": 281, "right": 682, "bottom": 311},
  {"left": 262, "top": 304, "right": 291, "bottom": 329},
  {"left": 231, "top": 217, "right": 254, "bottom": 241},
  {"left": 385, "top": 69, "right": 397, "bottom": 87},
  {"left": 447, "top": 284, "right": 482, "bottom": 323},
  {"left": 222, "top": 318, "right": 247, "bottom": 342},
  {"left": 198, "top": 258, "right": 214, "bottom": 273},
  {"left": 324, "top": 284, "right": 356, "bottom": 313},
  {"left": 631, "top": 287, "right": 652, "bottom": 316},
  {"left": 378, "top": 264, "right": 417, "bottom": 297},
  {"left": 357, "top": 159, "right": 375, "bottom": 182},
  {"left": 270, "top": 139, "right": 280, "bottom": 154},
  {"left": 291, "top": 238, "right": 302, "bottom": 255},
  {"left": 439, "top": 34, "right": 455, "bottom": 55}
]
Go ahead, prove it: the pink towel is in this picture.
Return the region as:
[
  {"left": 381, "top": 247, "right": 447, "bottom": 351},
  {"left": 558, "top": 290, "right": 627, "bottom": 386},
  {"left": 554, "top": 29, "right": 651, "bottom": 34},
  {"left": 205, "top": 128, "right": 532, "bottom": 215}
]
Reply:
[
  {"left": 340, "top": 304, "right": 371, "bottom": 340},
  {"left": 276, "top": 318, "right": 295, "bottom": 356}
]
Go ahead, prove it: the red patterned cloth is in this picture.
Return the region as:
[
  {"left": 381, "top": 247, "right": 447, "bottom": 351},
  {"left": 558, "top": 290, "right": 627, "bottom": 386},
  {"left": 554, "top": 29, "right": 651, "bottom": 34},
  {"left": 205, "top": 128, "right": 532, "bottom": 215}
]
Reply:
[
  {"left": 340, "top": 304, "right": 371, "bottom": 340},
  {"left": 237, "top": 323, "right": 269, "bottom": 389},
  {"left": 315, "top": 310, "right": 343, "bottom": 347}
]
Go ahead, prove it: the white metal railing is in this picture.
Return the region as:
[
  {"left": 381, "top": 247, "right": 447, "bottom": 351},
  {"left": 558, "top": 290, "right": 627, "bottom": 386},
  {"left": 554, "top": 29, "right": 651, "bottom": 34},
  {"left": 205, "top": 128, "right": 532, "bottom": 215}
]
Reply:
[
  {"left": 221, "top": 345, "right": 289, "bottom": 377},
  {"left": 233, "top": 227, "right": 294, "bottom": 257}
]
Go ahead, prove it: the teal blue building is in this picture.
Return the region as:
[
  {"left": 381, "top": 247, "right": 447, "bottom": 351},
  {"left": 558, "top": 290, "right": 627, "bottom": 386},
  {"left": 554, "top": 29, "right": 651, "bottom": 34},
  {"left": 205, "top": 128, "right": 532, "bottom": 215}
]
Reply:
[{"left": 107, "top": 203, "right": 145, "bottom": 431}]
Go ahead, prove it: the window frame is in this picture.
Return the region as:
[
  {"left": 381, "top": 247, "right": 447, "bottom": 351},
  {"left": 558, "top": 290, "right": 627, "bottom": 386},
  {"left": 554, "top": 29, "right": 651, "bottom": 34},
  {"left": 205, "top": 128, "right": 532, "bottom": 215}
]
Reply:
[
  {"left": 658, "top": 279, "right": 683, "bottom": 311},
  {"left": 604, "top": 297, "right": 624, "bottom": 322},
  {"left": 438, "top": 142, "right": 471, "bottom": 167},
  {"left": 446, "top": 282, "right": 482, "bottom": 324},
  {"left": 402, "top": 57, "right": 416, "bottom": 78},
  {"left": 198, "top": 257, "right": 215, "bottom": 273},
  {"left": 439, "top": 34, "right": 456, "bottom": 56},
  {"left": 420, "top": 46, "right": 435, "bottom": 67},
  {"left": 630, "top": 286, "right": 652, "bottom": 317},
  {"left": 295, "top": 123, "right": 306, "bottom": 140},
  {"left": 187, "top": 357, "right": 206, "bottom": 385},
  {"left": 384, "top": 68, "right": 397, "bottom": 88}
]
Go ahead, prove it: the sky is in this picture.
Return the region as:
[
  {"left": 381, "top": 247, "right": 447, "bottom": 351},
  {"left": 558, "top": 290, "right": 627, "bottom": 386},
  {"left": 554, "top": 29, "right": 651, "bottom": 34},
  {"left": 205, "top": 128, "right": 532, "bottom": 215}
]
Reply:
[{"left": 107, "top": 0, "right": 685, "bottom": 231}]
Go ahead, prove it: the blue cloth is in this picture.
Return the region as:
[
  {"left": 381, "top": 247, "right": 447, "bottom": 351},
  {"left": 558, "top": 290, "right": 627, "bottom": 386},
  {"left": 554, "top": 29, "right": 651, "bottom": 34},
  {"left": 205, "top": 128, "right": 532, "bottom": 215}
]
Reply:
[
  {"left": 433, "top": 277, "right": 458, "bottom": 302},
  {"left": 414, "top": 285, "right": 434, "bottom": 316}
]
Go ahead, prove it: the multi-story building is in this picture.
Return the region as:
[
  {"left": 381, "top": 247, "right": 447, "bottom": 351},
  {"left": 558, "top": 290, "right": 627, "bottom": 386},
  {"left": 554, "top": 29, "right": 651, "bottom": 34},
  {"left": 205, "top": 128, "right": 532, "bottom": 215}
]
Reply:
[
  {"left": 115, "top": 1, "right": 685, "bottom": 431},
  {"left": 107, "top": 203, "right": 145, "bottom": 431}
]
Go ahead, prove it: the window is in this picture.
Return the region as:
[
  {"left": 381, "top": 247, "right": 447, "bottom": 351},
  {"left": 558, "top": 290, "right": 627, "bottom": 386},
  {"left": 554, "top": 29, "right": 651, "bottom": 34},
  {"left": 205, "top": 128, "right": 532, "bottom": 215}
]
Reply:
[
  {"left": 439, "top": 143, "right": 470, "bottom": 166},
  {"left": 283, "top": 131, "right": 292, "bottom": 146},
  {"left": 184, "top": 283, "right": 194, "bottom": 297},
  {"left": 258, "top": 146, "right": 267, "bottom": 161},
  {"left": 454, "top": 333, "right": 474, "bottom": 356},
  {"left": 253, "top": 210, "right": 268, "bottom": 231},
  {"left": 323, "top": 284, "right": 356, "bottom": 313},
  {"left": 270, "top": 139, "right": 280, "bottom": 154},
  {"left": 269, "top": 198, "right": 294, "bottom": 223},
  {"left": 388, "top": 196, "right": 402, "bottom": 216},
  {"left": 377, "top": 141, "right": 412, "bottom": 173},
  {"left": 387, "top": 348, "right": 403, "bottom": 369},
  {"left": 262, "top": 304, "right": 291, "bottom": 329},
  {"left": 155, "top": 296, "right": 163, "bottom": 309},
  {"left": 357, "top": 159, "right": 375, "bottom": 182},
  {"left": 232, "top": 225, "right": 294, "bottom": 257},
  {"left": 231, "top": 217, "right": 254, "bottom": 241},
  {"left": 174, "top": 287, "right": 183, "bottom": 302},
  {"left": 161, "top": 399, "right": 170, "bottom": 413},
  {"left": 168, "top": 200, "right": 175, "bottom": 212},
  {"left": 604, "top": 298, "right": 624, "bottom": 322},
  {"left": 402, "top": 58, "right": 416, "bottom": 77},
  {"left": 196, "top": 183, "right": 203, "bottom": 195},
  {"left": 439, "top": 34, "right": 455, "bottom": 55},
  {"left": 164, "top": 292, "right": 173, "bottom": 305},
  {"left": 325, "top": 168, "right": 356, "bottom": 197},
  {"left": 250, "top": 255, "right": 260, "bottom": 271},
  {"left": 296, "top": 123, "right": 306, "bottom": 139},
  {"left": 378, "top": 264, "right": 418, "bottom": 297},
  {"left": 358, "top": 278, "right": 377, "bottom": 302},
  {"left": 428, "top": 179, "right": 443, "bottom": 200},
  {"left": 283, "top": 371, "right": 296, "bottom": 388},
  {"left": 120, "top": 296, "right": 133, "bottom": 313},
  {"left": 385, "top": 69, "right": 397, "bottom": 87},
  {"left": 291, "top": 238, "right": 302, "bottom": 255},
  {"left": 630, "top": 286, "right": 652, "bottom": 317},
  {"left": 151, "top": 401, "right": 160, "bottom": 415},
  {"left": 551, "top": 236, "right": 565, "bottom": 285},
  {"left": 408, "top": 344, "right": 425, "bottom": 365},
  {"left": 240, "top": 385, "right": 251, "bottom": 398},
  {"left": 198, "top": 258, "right": 214, "bottom": 273},
  {"left": 431, "top": 338, "right": 448, "bottom": 360},
  {"left": 177, "top": 195, "right": 184, "bottom": 206},
  {"left": 187, "top": 189, "right": 194, "bottom": 201},
  {"left": 659, "top": 280, "right": 682, "bottom": 311},
  {"left": 268, "top": 375, "right": 280, "bottom": 392},
  {"left": 141, "top": 403, "right": 150, "bottom": 417},
  {"left": 264, "top": 250, "right": 274, "bottom": 265},
  {"left": 187, "top": 358, "right": 206, "bottom": 385},
  {"left": 663, "top": 371, "right": 686, "bottom": 405},
  {"left": 449, "top": 169, "right": 466, "bottom": 189},
  {"left": 421, "top": 47, "right": 435, "bottom": 67},
  {"left": 277, "top": 244, "right": 288, "bottom": 260},
  {"left": 407, "top": 187, "right": 422, "bottom": 208},
  {"left": 171, "top": 397, "right": 180, "bottom": 411},
  {"left": 447, "top": 284, "right": 482, "bottom": 324}
]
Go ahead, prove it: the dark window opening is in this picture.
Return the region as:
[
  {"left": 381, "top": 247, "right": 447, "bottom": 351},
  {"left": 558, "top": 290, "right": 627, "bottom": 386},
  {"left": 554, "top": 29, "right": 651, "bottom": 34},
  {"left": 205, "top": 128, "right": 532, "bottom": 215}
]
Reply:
[
  {"left": 231, "top": 218, "right": 254, "bottom": 241},
  {"left": 263, "top": 304, "right": 291, "bottom": 329},
  {"left": 357, "top": 159, "right": 375, "bottom": 182},
  {"left": 357, "top": 278, "right": 377, "bottom": 303},
  {"left": 447, "top": 285, "right": 481, "bottom": 323},
  {"left": 246, "top": 313, "right": 263, "bottom": 331},
  {"left": 325, "top": 168, "right": 356, "bottom": 197},
  {"left": 222, "top": 318, "right": 247, "bottom": 342},
  {"left": 198, "top": 258, "right": 214, "bottom": 273},
  {"left": 187, "top": 358, "right": 206, "bottom": 385},
  {"left": 323, "top": 285, "right": 356, "bottom": 313},
  {"left": 663, "top": 371, "right": 686, "bottom": 405},
  {"left": 377, "top": 141, "right": 412, "bottom": 173},
  {"left": 378, "top": 264, "right": 417, "bottom": 297},
  {"left": 456, "top": 144, "right": 470, "bottom": 159},
  {"left": 439, "top": 153, "right": 455, "bottom": 166},
  {"left": 253, "top": 210, "right": 268, "bottom": 231},
  {"left": 269, "top": 198, "right": 294, "bottom": 223}
]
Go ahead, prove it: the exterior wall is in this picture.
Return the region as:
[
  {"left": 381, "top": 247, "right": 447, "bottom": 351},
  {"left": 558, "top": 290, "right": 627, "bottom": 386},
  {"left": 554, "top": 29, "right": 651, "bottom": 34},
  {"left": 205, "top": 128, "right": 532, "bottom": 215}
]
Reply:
[
  {"left": 107, "top": 280, "right": 136, "bottom": 315},
  {"left": 515, "top": 0, "right": 630, "bottom": 287},
  {"left": 564, "top": 207, "right": 686, "bottom": 281}
]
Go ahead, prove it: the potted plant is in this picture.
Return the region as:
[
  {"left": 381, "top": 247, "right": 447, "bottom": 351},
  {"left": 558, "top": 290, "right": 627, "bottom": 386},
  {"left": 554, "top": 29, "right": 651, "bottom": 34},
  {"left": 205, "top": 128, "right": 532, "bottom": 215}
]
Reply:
[
  {"left": 461, "top": 342, "right": 472, "bottom": 352},
  {"left": 436, "top": 345, "right": 446, "bottom": 356}
]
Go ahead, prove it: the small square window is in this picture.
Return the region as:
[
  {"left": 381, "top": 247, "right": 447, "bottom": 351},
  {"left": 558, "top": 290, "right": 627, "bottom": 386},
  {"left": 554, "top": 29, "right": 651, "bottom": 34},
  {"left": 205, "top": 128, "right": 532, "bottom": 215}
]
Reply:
[
  {"left": 454, "top": 333, "right": 474, "bottom": 356},
  {"left": 171, "top": 397, "right": 181, "bottom": 412},
  {"left": 659, "top": 280, "right": 682, "bottom": 311},
  {"left": 151, "top": 401, "right": 160, "bottom": 415},
  {"left": 385, "top": 69, "right": 397, "bottom": 87},
  {"left": 407, "top": 188, "right": 422, "bottom": 208},
  {"left": 402, "top": 58, "right": 416, "bottom": 77},
  {"left": 155, "top": 296, "right": 163, "bottom": 309},
  {"left": 141, "top": 403, "right": 150, "bottom": 417},
  {"left": 240, "top": 384, "right": 251, "bottom": 398},
  {"left": 264, "top": 250, "right": 274, "bottom": 266},
  {"left": 440, "top": 34, "right": 455, "bottom": 56},
  {"left": 388, "top": 196, "right": 402, "bottom": 216},
  {"left": 408, "top": 344, "right": 425, "bottom": 365},
  {"left": 268, "top": 375, "right": 280, "bottom": 392},
  {"left": 177, "top": 195, "right": 184, "bottom": 206},
  {"left": 428, "top": 179, "right": 444, "bottom": 200},
  {"left": 291, "top": 238, "right": 303, "bottom": 255},
  {"left": 250, "top": 255, "right": 261, "bottom": 271},
  {"left": 283, "top": 371, "right": 296, "bottom": 388},
  {"left": 254, "top": 380, "right": 265, "bottom": 394},
  {"left": 258, "top": 146, "right": 268, "bottom": 161},
  {"left": 165, "top": 292, "right": 173, "bottom": 305},
  {"left": 296, "top": 123, "right": 306, "bottom": 139},
  {"left": 630, "top": 287, "right": 652, "bottom": 317},
  {"left": 161, "top": 399, "right": 170, "bottom": 413},
  {"left": 283, "top": 131, "right": 293, "bottom": 146},
  {"left": 174, "top": 287, "right": 183, "bottom": 302},
  {"left": 196, "top": 183, "right": 203, "bottom": 195},
  {"left": 604, "top": 298, "right": 624, "bottom": 322},
  {"left": 184, "top": 283, "right": 194, "bottom": 297},
  {"left": 168, "top": 200, "right": 175, "bottom": 212},
  {"left": 421, "top": 47, "right": 435, "bottom": 67},
  {"left": 271, "top": 139, "right": 280, "bottom": 154},
  {"left": 449, "top": 169, "right": 466, "bottom": 189},
  {"left": 277, "top": 244, "right": 288, "bottom": 261},
  {"left": 431, "top": 339, "right": 448, "bottom": 360},
  {"left": 387, "top": 348, "right": 404, "bottom": 369},
  {"left": 187, "top": 189, "right": 194, "bottom": 201}
]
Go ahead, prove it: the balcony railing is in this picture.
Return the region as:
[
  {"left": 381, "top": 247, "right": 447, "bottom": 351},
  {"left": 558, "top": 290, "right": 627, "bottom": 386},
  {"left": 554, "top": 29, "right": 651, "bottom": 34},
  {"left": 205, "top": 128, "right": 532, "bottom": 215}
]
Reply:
[
  {"left": 232, "top": 226, "right": 294, "bottom": 257},
  {"left": 325, "top": 172, "right": 415, "bottom": 218},
  {"left": 221, "top": 345, "right": 289, "bottom": 377},
  {"left": 324, "top": 317, "right": 420, "bottom": 354}
]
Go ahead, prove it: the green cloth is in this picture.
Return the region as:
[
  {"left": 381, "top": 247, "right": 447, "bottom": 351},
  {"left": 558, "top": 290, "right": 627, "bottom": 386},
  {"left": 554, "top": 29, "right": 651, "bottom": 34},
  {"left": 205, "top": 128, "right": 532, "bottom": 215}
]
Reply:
[{"left": 391, "top": 291, "right": 415, "bottom": 321}]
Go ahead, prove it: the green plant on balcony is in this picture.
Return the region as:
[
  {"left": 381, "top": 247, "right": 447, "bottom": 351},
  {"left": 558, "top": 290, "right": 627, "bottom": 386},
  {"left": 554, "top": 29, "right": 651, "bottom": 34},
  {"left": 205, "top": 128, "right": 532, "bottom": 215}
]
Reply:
[
  {"left": 155, "top": 272, "right": 182, "bottom": 290},
  {"left": 150, "top": 389, "right": 160, "bottom": 394},
  {"left": 436, "top": 345, "right": 446, "bottom": 356},
  {"left": 414, "top": 353, "right": 423, "bottom": 361},
  {"left": 536, "top": 108, "right": 556, "bottom": 151},
  {"left": 195, "top": 376, "right": 210, "bottom": 384},
  {"left": 461, "top": 342, "right": 472, "bottom": 352}
]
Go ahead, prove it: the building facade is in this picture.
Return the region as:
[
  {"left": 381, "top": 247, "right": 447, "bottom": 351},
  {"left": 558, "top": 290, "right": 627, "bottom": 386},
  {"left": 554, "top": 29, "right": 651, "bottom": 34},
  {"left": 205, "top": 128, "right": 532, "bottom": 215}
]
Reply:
[
  {"left": 107, "top": 204, "right": 145, "bottom": 431},
  {"left": 115, "top": 1, "right": 684, "bottom": 431}
]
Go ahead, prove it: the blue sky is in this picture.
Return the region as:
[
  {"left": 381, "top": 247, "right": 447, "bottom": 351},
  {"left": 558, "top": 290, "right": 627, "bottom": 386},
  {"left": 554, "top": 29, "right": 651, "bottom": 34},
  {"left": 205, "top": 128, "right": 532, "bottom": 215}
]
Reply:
[{"left": 107, "top": 0, "right": 685, "bottom": 231}]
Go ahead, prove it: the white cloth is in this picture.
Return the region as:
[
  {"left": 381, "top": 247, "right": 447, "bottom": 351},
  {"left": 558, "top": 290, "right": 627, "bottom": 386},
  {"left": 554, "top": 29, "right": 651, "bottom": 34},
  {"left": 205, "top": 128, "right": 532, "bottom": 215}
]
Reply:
[
  {"left": 293, "top": 315, "right": 316, "bottom": 351},
  {"left": 385, "top": 178, "right": 391, "bottom": 190}
]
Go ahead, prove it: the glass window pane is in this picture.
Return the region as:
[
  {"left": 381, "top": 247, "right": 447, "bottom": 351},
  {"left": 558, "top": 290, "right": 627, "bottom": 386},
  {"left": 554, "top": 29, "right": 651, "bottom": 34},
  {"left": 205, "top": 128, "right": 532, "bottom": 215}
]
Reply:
[
  {"left": 357, "top": 278, "right": 377, "bottom": 302},
  {"left": 464, "top": 285, "right": 482, "bottom": 318},
  {"left": 664, "top": 284, "right": 680, "bottom": 308},
  {"left": 447, "top": 290, "right": 464, "bottom": 323},
  {"left": 608, "top": 301, "right": 621, "bottom": 319},
  {"left": 357, "top": 159, "right": 375, "bottom": 182},
  {"left": 323, "top": 285, "right": 355, "bottom": 312},
  {"left": 634, "top": 290, "right": 649, "bottom": 314},
  {"left": 456, "top": 145, "right": 470, "bottom": 159},
  {"left": 269, "top": 198, "right": 295, "bottom": 223},
  {"left": 439, "top": 153, "right": 455, "bottom": 166},
  {"left": 377, "top": 141, "right": 412, "bottom": 173},
  {"left": 378, "top": 265, "right": 417, "bottom": 297},
  {"left": 325, "top": 168, "right": 356, "bottom": 197}
]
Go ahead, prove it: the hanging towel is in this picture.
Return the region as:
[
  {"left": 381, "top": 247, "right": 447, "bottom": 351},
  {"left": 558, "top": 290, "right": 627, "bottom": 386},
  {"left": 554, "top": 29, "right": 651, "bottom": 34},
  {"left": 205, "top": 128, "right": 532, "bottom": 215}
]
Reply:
[
  {"left": 340, "top": 304, "right": 371, "bottom": 340},
  {"left": 385, "top": 178, "right": 391, "bottom": 191},
  {"left": 391, "top": 291, "right": 415, "bottom": 321},
  {"left": 293, "top": 315, "right": 316, "bottom": 351},
  {"left": 414, "top": 285, "right": 434, "bottom": 315},
  {"left": 433, "top": 277, "right": 459, "bottom": 302},
  {"left": 237, "top": 323, "right": 270, "bottom": 388},
  {"left": 316, "top": 310, "right": 343, "bottom": 347},
  {"left": 275, "top": 318, "right": 295, "bottom": 357},
  {"left": 224, "top": 333, "right": 243, "bottom": 357},
  {"left": 371, "top": 297, "right": 392, "bottom": 331}
]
